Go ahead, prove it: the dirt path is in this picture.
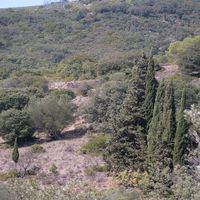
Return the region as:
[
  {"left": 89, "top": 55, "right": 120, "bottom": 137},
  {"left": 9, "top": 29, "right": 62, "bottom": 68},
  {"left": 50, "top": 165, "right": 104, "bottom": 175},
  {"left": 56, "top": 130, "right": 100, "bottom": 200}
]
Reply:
[{"left": 156, "top": 64, "right": 179, "bottom": 81}]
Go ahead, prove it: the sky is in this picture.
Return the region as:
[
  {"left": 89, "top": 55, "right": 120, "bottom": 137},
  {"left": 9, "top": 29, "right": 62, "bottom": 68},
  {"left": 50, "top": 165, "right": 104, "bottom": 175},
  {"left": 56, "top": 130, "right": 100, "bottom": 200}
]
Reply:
[{"left": 0, "top": 0, "right": 61, "bottom": 8}]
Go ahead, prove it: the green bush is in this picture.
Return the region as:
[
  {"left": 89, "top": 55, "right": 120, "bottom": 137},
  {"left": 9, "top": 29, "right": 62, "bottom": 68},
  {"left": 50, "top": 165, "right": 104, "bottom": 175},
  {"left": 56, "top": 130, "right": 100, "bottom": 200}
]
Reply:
[
  {"left": 97, "top": 57, "right": 134, "bottom": 76},
  {"left": 167, "top": 35, "right": 200, "bottom": 75},
  {"left": 93, "top": 164, "right": 108, "bottom": 172},
  {"left": 117, "top": 170, "right": 149, "bottom": 188},
  {"left": 57, "top": 54, "right": 97, "bottom": 80},
  {"left": 0, "top": 89, "right": 30, "bottom": 112},
  {"left": 0, "top": 109, "right": 34, "bottom": 145},
  {"left": 31, "top": 144, "right": 46, "bottom": 154},
  {"left": 84, "top": 167, "right": 95, "bottom": 176},
  {"left": 0, "top": 170, "right": 19, "bottom": 181},
  {"left": 84, "top": 164, "right": 108, "bottom": 177},
  {"left": 49, "top": 164, "right": 58, "bottom": 174},
  {"left": 81, "top": 134, "right": 111, "bottom": 155},
  {"left": 84, "top": 81, "right": 127, "bottom": 132},
  {"left": 28, "top": 95, "right": 73, "bottom": 139},
  {"left": 50, "top": 89, "right": 75, "bottom": 100},
  {"left": 2, "top": 75, "right": 48, "bottom": 93}
]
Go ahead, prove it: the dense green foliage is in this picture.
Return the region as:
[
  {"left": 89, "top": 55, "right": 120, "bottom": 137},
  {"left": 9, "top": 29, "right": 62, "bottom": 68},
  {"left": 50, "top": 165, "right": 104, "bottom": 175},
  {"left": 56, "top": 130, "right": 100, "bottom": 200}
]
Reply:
[
  {"left": 173, "top": 89, "right": 189, "bottom": 166},
  {"left": 161, "top": 81, "right": 176, "bottom": 168},
  {"left": 144, "top": 57, "right": 158, "bottom": 129},
  {"left": 105, "top": 56, "right": 148, "bottom": 171},
  {"left": 57, "top": 54, "right": 97, "bottom": 80},
  {"left": 0, "top": 109, "right": 34, "bottom": 144},
  {"left": 28, "top": 95, "right": 73, "bottom": 138},
  {"left": 84, "top": 81, "right": 128, "bottom": 132},
  {"left": 81, "top": 134, "right": 111, "bottom": 155},
  {"left": 147, "top": 81, "right": 165, "bottom": 164},
  {"left": 0, "top": 89, "right": 30, "bottom": 112},
  {"left": 147, "top": 81, "right": 176, "bottom": 169},
  {"left": 147, "top": 81, "right": 176, "bottom": 195},
  {"left": 167, "top": 35, "right": 200, "bottom": 75},
  {"left": 12, "top": 138, "right": 19, "bottom": 164},
  {"left": 50, "top": 89, "right": 75, "bottom": 100},
  {"left": 1, "top": 74, "right": 48, "bottom": 92},
  {"left": 0, "top": 0, "right": 200, "bottom": 79}
]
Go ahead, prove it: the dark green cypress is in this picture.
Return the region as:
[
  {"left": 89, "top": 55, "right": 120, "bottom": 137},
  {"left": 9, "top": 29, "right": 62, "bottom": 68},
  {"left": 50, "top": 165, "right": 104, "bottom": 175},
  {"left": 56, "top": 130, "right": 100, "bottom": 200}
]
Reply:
[
  {"left": 105, "top": 59, "right": 148, "bottom": 172},
  {"left": 12, "top": 137, "right": 19, "bottom": 164},
  {"left": 147, "top": 81, "right": 166, "bottom": 165},
  {"left": 162, "top": 81, "right": 176, "bottom": 169},
  {"left": 147, "top": 81, "right": 176, "bottom": 169},
  {"left": 173, "top": 88, "right": 189, "bottom": 166},
  {"left": 144, "top": 57, "right": 158, "bottom": 130},
  {"left": 147, "top": 81, "right": 176, "bottom": 193},
  {"left": 162, "top": 81, "right": 176, "bottom": 143}
]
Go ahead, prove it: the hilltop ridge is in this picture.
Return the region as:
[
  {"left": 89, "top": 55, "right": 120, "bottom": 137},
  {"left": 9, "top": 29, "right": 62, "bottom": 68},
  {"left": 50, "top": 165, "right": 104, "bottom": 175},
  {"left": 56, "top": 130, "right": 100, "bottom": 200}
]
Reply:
[{"left": 0, "top": 0, "right": 200, "bottom": 79}]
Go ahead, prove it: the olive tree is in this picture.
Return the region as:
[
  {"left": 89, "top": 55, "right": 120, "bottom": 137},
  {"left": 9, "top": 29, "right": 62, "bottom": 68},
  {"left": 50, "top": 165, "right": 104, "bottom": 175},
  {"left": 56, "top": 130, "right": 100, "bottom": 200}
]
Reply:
[{"left": 28, "top": 95, "right": 73, "bottom": 139}]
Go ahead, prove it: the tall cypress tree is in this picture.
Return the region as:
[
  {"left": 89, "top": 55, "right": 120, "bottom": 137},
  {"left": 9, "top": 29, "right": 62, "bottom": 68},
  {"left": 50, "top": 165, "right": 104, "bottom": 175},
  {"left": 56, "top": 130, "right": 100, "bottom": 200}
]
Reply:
[
  {"left": 147, "top": 81, "right": 176, "bottom": 193},
  {"left": 105, "top": 56, "right": 148, "bottom": 172},
  {"left": 173, "top": 88, "right": 189, "bottom": 166},
  {"left": 12, "top": 137, "right": 19, "bottom": 164},
  {"left": 147, "top": 81, "right": 166, "bottom": 164},
  {"left": 147, "top": 81, "right": 176, "bottom": 169},
  {"left": 162, "top": 81, "right": 176, "bottom": 169},
  {"left": 144, "top": 57, "right": 158, "bottom": 130}
]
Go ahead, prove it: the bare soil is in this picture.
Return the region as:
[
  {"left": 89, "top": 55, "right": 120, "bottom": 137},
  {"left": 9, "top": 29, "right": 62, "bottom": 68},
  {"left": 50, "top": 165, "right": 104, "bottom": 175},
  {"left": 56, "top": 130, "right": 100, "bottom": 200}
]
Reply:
[{"left": 156, "top": 64, "right": 180, "bottom": 81}]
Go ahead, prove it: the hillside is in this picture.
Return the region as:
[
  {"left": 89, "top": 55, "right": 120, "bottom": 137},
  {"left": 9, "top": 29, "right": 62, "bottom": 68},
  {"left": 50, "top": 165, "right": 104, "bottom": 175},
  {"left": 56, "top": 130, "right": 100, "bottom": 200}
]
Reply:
[
  {"left": 0, "top": 0, "right": 200, "bottom": 79},
  {"left": 1, "top": 1, "right": 200, "bottom": 200}
]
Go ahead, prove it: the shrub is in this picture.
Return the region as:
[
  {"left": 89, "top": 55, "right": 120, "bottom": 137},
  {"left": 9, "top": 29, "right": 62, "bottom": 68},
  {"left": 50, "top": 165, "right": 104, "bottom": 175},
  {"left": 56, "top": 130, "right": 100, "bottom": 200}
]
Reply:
[
  {"left": 117, "top": 170, "right": 149, "bottom": 188},
  {"left": 31, "top": 144, "right": 46, "bottom": 154},
  {"left": 167, "top": 35, "right": 200, "bottom": 75},
  {"left": 93, "top": 164, "right": 108, "bottom": 172},
  {"left": 109, "top": 72, "right": 126, "bottom": 81},
  {"left": 97, "top": 57, "right": 134, "bottom": 76},
  {"left": 0, "top": 89, "right": 30, "bottom": 112},
  {"left": 81, "top": 134, "right": 111, "bottom": 155},
  {"left": 57, "top": 54, "right": 97, "bottom": 80},
  {"left": 49, "top": 164, "right": 58, "bottom": 174},
  {"left": 28, "top": 95, "right": 73, "bottom": 139},
  {"left": 50, "top": 89, "right": 75, "bottom": 100},
  {"left": 84, "top": 164, "right": 108, "bottom": 177},
  {"left": 84, "top": 167, "right": 95, "bottom": 176},
  {"left": 75, "top": 82, "right": 92, "bottom": 96},
  {"left": 84, "top": 81, "right": 127, "bottom": 132},
  {"left": 0, "top": 109, "right": 34, "bottom": 144},
  {"left": 1, "top": 75, "right": 48, "bottom": 93},
  {"left": 0, "top": 170, "right": 19, "bottom": 181}
]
